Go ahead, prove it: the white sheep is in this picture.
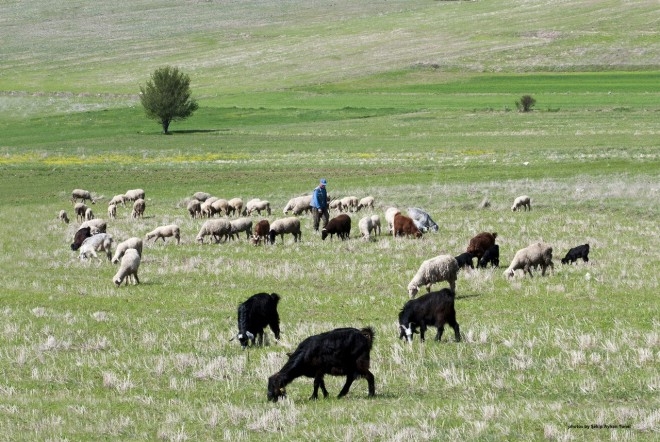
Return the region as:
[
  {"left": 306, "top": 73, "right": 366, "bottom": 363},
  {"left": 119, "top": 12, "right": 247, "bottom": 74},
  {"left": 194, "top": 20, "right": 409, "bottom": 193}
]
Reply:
[
  {"left": 407, "top": 255, "right": 459, "bottom": 298},
  {"left": 131, "top": 198, "right": 146, "bottom": 219},
  {"left": 107, "top": 204, "right": 117, "bottom": 220},
  {"left": 283, "top": 195, "right": 312, "bottom": 215},
  {"left": 226, "top": 197, "right": 244, "bottom": 216},
  {"left": 245, "top": 199, "right": 271, "bottom": 216},
  {"left": 268, "top": 217, "right": 302, "bottom": 244},
  {"left": 78, "top": 233, "right": 114, "bottom": 261},
  {"left": 340, "top": 196, "right": 359, "bottom": 212},
  {"left": 192, "top": 191, "right": 212, "bottom": 202},
  {"left": 229, "top": 217, "right": 253, "bottom": 240},
  {"left": 211, "top": 198, "right": 229, "bottom": 216},
  {"left": 358, "top": 216, "right": 373, "bottom": 240},
  {"left": 511, "top": 195, "right": 531, "bottom": 211},
  {"left": 112, "top": 237, "right": 143, "bottom": 264},
  {"left": 196, "top": 219, "right": 231, "bottom": 243},
  {"left": 84, "top": 207, "right": 94, "bottom": 221},
  {"left": 74, "top": 202, "right": 88, "bottom": 222},
  {"left": 200, "top": 197, "right": 219, "bottom": 217},
  {"left": 370, "top": 214, "right": 381, "bottom": 236},
  {"left": 329, "top": 199, "right": 343, "bottom": 211},
  {"left": 146, "top": 224, "right": 180, "bottom": 244},
  {"left": 113, "top": 248, "right": 140, "bottom": 286},
  {"left": 108, "top": 194, "right": 126, "bottom": 207},
  {"left": 58, "top": 210, "right": 70, "bottom": 224},
  {"left": 504, "top": 242, "right": 554, "bottom": 278},
  {"left": 79, "top": 218, "right": 107, "bottom": 234},
  {"left": 384, "top": 207, "right": 401, "bottom": 234},
  {"left": 357, "top": 196, "right": 375, "bottom": 211},
  {"left": 71, "top": 189, "right": 95, "bottom": 204},
  {"left": 124, "top": 188, "right": 145, "bottom": 202},
  {"left": 187, "top": 199, "right": 202, "bottom": 218}
]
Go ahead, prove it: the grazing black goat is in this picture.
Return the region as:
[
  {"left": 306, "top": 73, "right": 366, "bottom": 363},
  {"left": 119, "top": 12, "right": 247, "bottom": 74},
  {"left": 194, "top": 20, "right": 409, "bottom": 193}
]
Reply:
[
  {"left": 454, "top": 252, "right": 474, "bottom": 269},
  {"left": 234, "top": 292, "right": 281, "bottom": 349},
  {"left": 267, "top": 327, "right": 375, "bottom": 402},
  {"left": 398, "top": 288, "right": 460, "bottom": 343},
  {"left": 478, "top": 244, "right": 500, "bottom": 268},
  {"left": 561, "top": 243, "right": 590, "bottom": 264},
  {"left": 70, "top": 226, "right": 92, "bottom": 251},
  {"left": 321, "top": 214, "right": 351, "bottom": 240}
]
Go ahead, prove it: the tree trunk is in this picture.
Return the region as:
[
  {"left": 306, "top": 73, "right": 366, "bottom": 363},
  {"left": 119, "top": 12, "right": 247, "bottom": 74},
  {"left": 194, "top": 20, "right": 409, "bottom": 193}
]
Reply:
[{"left": 162, "top": 120, "right": 170, "bottom": 134}]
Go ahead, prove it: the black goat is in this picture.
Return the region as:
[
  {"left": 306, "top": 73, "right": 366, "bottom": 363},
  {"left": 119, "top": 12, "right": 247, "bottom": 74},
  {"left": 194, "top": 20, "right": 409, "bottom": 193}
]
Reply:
[
  {"left": 70, "top": 226, "right": 92, "bottom": 251},
  {"left": 321, "top": 214, "right": 351, "bottom": 240},
  {"left": 478, "top": 244, "right": 500, "bottom": 268},
  {"left": 267, "top": 327, "right": 375, "bottom": 402},
  {"left": 398, "top": 288, "right": 460, "bottom": 343},
  {"left": 561, "top": 243, "right": 590, "bottom": 264},
  {"left": 454, "top": 252, "right": 474, "bottom": 269},
  {"left": 234, "top": 292, "right": 281, "bottom": 349}
]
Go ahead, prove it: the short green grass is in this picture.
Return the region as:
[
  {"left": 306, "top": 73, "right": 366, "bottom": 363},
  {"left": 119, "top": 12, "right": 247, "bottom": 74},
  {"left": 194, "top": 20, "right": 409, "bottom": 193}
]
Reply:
[{"left": 1, "top": 0, "right": 659, "bottom": 440}]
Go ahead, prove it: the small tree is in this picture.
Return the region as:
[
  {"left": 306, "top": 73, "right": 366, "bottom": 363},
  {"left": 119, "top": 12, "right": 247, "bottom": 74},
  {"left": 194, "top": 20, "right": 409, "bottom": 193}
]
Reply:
[
  {"left": 139, "top": 66, "right": 198, "bottom": 134},
  {"left": 515, "top": 95, "right": 536, "bottom": 113}
]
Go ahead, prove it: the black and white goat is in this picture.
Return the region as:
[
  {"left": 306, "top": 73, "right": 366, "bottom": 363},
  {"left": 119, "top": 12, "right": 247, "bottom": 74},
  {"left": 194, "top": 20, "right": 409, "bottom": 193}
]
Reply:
[
  {"left": 398, "top": 289, "right": 460, "bottom": 343},
  {"left": 267, "top": 327, "right": 375, "bottom": 402},
  {"left": 234, "top": 292, "right": 281, "bottom": 349},
  {"left": 478, "top": 244, "right": 500, "bottom": 268},
  {"left": 561, "top": 243, "right": 590, "bottom": 264}
]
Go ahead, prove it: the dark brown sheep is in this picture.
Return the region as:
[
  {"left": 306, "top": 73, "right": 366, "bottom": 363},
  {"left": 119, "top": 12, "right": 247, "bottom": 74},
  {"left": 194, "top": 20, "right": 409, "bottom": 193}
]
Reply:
[
  {"left": 466, "top": 232, "right": 497, "bottom": 260},
  {"left": 251, "top": 219, "right": 271, "bottom": 245},
  {"left": 393, "top": 213, "right": 422, "bottom": 238}
]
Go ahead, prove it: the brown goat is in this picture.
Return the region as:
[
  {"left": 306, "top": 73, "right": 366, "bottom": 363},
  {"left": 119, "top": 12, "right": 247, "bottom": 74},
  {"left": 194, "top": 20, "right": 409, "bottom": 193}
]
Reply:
[
  {"left": 251, "top": 219, "right": 271, "bottom": 245},
  {"left": 466, "top": 232, "right": 497, "bottom": 260},
  {"left": 393, "top": 213, "right": 423, "bottom": 238}
]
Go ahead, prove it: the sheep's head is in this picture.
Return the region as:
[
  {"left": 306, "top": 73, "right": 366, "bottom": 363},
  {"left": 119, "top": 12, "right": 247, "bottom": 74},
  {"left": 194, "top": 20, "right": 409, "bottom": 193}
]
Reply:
[
  {"left": 237, "top": 331, "right": 254, "bottom": 349},
  {"left": 267, "top": 374, "right": 286, "bottom": 402},
  {"left": 504, "top": 268, "right": 515, "bottom": 278},
  {"left": 407, "top": 285, "right": 419, "bottom": 298},
  {"left": 113, "top": 278, "right": 122, "bottom": 287},
  {"left": 321, "top": 229, "right": 329, "bottom": 240}
]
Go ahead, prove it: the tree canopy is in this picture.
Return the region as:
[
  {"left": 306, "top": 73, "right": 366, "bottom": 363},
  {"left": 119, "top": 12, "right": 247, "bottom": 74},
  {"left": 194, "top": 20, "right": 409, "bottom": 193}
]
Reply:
[{"left": 139, "top": 66, "right": 199, "bottom": 134}]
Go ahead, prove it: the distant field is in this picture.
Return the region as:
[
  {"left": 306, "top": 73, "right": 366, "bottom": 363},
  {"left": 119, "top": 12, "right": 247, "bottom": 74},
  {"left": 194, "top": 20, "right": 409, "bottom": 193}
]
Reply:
[{"left": 1, "top": 0, "right": 659, "bottom": 440}]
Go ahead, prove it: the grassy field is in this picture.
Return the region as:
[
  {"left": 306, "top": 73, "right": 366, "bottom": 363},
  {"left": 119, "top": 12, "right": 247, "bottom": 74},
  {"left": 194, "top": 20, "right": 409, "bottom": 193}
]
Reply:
[{"left": 1, "top": 0, "right": 659, "bottom": 440}]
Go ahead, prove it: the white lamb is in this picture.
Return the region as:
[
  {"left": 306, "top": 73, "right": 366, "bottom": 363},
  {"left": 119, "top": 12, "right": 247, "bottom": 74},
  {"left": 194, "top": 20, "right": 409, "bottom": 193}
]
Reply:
[
  {"left": 384, "top": 207, "right": 401, "bottom": 234},
  {"left": 407, "top": 255, "right": 459, "bottom": 298},
  {"left": 245, "top": 199, "right": 271, "bottom": 216},
  {"left": 58, "top": 210, "right": 70, "bottom": 224},
  {"left": 131, "top": 198, "right": 145, "bottom": 219},
  {"left": 85, "top": 207, "right": 94, "bottom": 221},
  {"left": 112, "top": 237, "right": 143, "bottom": 264},
  {"left": 107, "top": 204, "right": 117, "bottom": 220},
  {"left": 329, "top": 199, "right": 343, "bottom": 211},
  {"left": 357, "top": 196, "right": 375, "bottom": 211},
  {"left": 511, "top": 195, "right": 531, "bottom": 211},
  {"left": 79, "top": 233, "right": 114, "bottom": 261},
  {"left": 229, "top": 217, "right": 253, "bottom": 240},
  {"left": 146, "top": 224, "right": 180, "bottom": 244},
  {"left": 211, "top": 198, "right": 229, "bottom": 216},
  {"left": 340, "top": 196, "right": 359, "bottom": 212},
  {"left": 79, "top": 218, "right": 107, "bottom": 234},
  {"left": 227, "top": 197, "right": 244, "bottom": 216},
  {"left": 504, "top": 242, "right": 554, "bottom": 278},
  {"left": 268, "top": 217, "right": 302, "bottom": 244},
  {"left": 113, "top": 248, "right": 141, "bottom": 286},
  {"left": 108, "top": 194, "right": 126, "bottom": 207},
  {"left": 71, "top": 189, "right": 95, "bottom": 204},
  {"left": 370, "top": 215, "right": 381, "bottom": 236},
  {"left": 196, "top": 219, "right": 231, "bottom": 243},
  {"left": 358, "top": 216, "right": 373, "bottom": 240}
]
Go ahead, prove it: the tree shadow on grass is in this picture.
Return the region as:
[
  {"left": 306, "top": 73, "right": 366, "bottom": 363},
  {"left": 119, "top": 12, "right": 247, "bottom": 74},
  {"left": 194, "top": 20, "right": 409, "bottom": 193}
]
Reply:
[{"left": 168, "top": 129, "right": 228, "bottom": 134}]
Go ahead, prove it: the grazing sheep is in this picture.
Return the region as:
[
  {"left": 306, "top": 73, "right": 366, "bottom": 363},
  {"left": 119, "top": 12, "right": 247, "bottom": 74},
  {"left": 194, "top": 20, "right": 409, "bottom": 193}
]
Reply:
[
  {"left": 283, "top": 195, "right": 312, "bottom": 215},
  {"left": 58, "top": 210, "right": 70, "bottom": 224},
  {"left": 511, "top": 195, "right": 531, "bottom": 211},
  {"left": 358, "top": 216, "right": 373, "bottom": 240},
  {"left": 70, "top": 227, "right": 92, "bottom": 251},
  {"left": 322, "top": 214, "right": 352, "bottom": 241},
  {"left": 466, "top": 232, "right": 498, "bottom": 261},
  {"left": 504, "top": 242, "right": 554, "bottom": 278},
  {"left": 199, "top": 196, "right": 219, "bottom": 218},
  {"left": 233, "top": 293, "right": 281, "bottom": 349},
  {"left": 454, "top": 252, "right": 474, "bottom": 270},
  {"left": 226, "top": 198, "right": 244, "bottom": 217},
  {"left": 561, "top": 244, "right": 590, "bottom": 265},
  {"left": 71, "top": 189, "right": 95, "bottom": 204},
  {"left": 339, "top": 196, "right": 359, "bottom": 212},
  {"left": 74, "top": 203, "right": 88, "bottom": 222},
  {"left": 124, "top": 188, "right": 145, "bottom": 202},
  {"left": 393, "top": 213, "right": 423, "bottom": 238},
  {"left": 196, "top": 219, "right": 231, "bottom": 243},
  {"left": 478, "top": 244, "right": 500, "bottom": 268},
  {"left": 78, "top": 233, "right": 114, "bottom": 261},
  {"left": 107, "top": 204, "right": 116, "bottom": 220},
  {"left": 108, "top": 194, "right": 126, "bottom": 207},
  {"left": 211, "top": 198, "right": 230, "bottom": 217},
  {"left": 267, "top": 327, "right": 375, "bottom": 402},
  {"left": 113, "top": 248, "right": 140, "bottom": 286},
  {"left": 131, "top": 198, "right": 145, "bottom": 219},
  {"left": 84, "top": 207, "right": 94, "bottom": 221},
  {"left": 79, "top": 218, "right": 107, "bottom": 234},
  {"left": 145, "top": 224, "right": 180, "bottom": 244},
  {"left": 407, "top": 208, "right": 439, "bottom": 233},
  {"left": 407, "top": 254, "right": 459, "bottom": 298},
  {"left": 329, "top": 199, "right": 343, "bottom": 212},
  {"left": 399, "top": 288, "right": 460, "bottom": 343},
  {"left": 370, "top": 215, "right": 381, "bottom": 236},
  {"left": 192, "top": 191, "right": 212, "bottom": 202},
  {"left": 245, "top": 199, "right": 271, "bottom": 216},
  {"left": 251, "top": 219, "right": 271, "bottom": 245},
  {"left": 111, "top": 237, "right": 143, "bottom": 264},
  {"left": 384, "top": 207, "right": 401, "bottom": 234},
  {"left": 229, "top": 217, "right": 253, "bottom": 240},
  {"left": 356, "top": 196, "right": 375, "bottom": 211},
  {"left": 186, "top": 199, "right": 202, "bottom": 219},
  {"left": 268, "top": 217, "right": 302, "bottom": 244}
]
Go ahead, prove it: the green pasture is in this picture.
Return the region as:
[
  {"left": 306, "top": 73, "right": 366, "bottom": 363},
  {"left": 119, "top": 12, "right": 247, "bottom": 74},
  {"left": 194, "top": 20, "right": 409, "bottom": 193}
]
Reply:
[{"left": 1, "top": 0, "right": 659, "bottom": 440}]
